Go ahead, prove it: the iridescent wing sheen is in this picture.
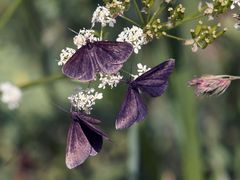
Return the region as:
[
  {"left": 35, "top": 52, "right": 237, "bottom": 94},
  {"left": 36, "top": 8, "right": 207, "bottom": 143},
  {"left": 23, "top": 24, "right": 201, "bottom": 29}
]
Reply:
[
  {"left": 65, "top": 120, "right": 91, "bottom": 169},
  {"left": 132, "top": 59, "right": 175, "bottom": 97},
  {"left": 115, "top": 87, "right": 147, "bottom": 129},
  {"left": 94, "top": 41, "right": 133, "bottom": 74},
  {"left": 62, "top": 46, "right": 96, "bottom": 81}
]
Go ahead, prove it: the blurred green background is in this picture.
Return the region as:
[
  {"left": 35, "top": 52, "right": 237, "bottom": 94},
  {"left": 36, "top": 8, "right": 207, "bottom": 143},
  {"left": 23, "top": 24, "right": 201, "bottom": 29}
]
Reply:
[{"left": 1, "top": 0, "right": 240, "bottom": 179}]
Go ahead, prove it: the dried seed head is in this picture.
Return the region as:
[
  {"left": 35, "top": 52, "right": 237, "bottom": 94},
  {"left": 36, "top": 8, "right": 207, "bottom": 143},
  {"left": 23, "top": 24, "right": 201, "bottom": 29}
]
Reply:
[{"left": 188, "top": 75, "right": 231, "bottom": 96}]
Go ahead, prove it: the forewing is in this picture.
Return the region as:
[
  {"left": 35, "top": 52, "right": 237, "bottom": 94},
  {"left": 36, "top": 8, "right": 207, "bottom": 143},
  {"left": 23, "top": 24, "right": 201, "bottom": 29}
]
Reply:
[
  {"left": 62, "top": 46, "right": 96, "bottom": 81},
  {"left": 115, "top": 87, "right": 147, "bottom": 129},
  {"left": 94, "top": 41, "right": 133, "bottom": 74},
  {"left": 65, "top": 120, "right": 91, "bottom": 169},
  {"left": 133, "top": 59, "right": 175, "bottom": 97}
]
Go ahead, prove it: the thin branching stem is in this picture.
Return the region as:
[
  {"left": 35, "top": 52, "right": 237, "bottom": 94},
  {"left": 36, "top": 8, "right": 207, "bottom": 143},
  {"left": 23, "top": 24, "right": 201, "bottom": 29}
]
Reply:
[
  {"left": 19, "top": 74, "right": 66, "bottom": 90},
  {"left": 119, "top": 15, "right": 141, "bottom": 27},
  {"left": 148, "top": 2, "right": 165, "bottom": 25},
  {"left": 0, "top": 0, "right": 22, "bottom": 29},
  {"left": 168, "top": 7, "right": 207, "bottom": 30},
  {"left": 162, "top": 32, "right": 187, "bottom": 41},
  {"left": 133, "top": 0, "right": 145, "bottom": 25},
  {"left": 216, "top": 75, "right": 240, "bottom": 80}
]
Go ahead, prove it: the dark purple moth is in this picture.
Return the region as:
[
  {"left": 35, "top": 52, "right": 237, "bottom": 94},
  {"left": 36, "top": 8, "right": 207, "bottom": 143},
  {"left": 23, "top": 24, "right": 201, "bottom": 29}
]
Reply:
[
  {"left": 65, "top": 111, "right": 108, "bottom": 169},
  {"left": 63, "top": 41, "right": 133, "bottom": 81},
  {"left": 115, "top": 59, "right": 175, "bottom": 129}
]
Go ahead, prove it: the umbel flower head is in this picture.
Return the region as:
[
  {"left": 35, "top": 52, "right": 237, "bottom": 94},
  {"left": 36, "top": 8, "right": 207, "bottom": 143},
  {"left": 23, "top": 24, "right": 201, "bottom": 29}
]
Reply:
[
  {"left": 0, "top": 82, "right": 22, "bottom": 110},
  {"left": 68, "top": 88, "right": 103, "bottom": 114},
  {"left": 91, "top": 6, "right": 116, "bottom": 27},
  {"left": 98, "top": 72, "right": 123, "bottom": 89},
  {"left": 117, "top": 26, "right": 148, "bottom": 54},
  {"left": 188, "top": 75, "right": 232, "bottom": 96},
  {"left": 233, "top": 14, "right": 240, "bottom": 30}
]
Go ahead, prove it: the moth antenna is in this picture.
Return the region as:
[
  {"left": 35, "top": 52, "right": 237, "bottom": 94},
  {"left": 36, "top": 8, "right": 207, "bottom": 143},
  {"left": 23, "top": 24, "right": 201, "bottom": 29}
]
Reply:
[
  {"left": 68, "top": 27, "right": 79, "bottom": 35},
  {"left": 51, "top": 102, "right": 69, "bottom": 113}
]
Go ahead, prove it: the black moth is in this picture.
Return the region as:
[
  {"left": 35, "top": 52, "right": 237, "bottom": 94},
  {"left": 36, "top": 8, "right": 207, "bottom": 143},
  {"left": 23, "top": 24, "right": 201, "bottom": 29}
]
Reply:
[
  {"left": 63, "top": 41, "right": 133, "bottom": 81},
  {"left": 65, "top": 111, "right": 108, "bottom": 169},
  {"left": 115, "top": 59, "right": 175, "bottom": 129}
]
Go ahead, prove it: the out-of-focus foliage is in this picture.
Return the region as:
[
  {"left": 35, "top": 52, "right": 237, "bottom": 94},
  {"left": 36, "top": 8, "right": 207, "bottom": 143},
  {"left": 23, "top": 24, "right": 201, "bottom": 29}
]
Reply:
[{"left": 0, "top": 0, "right": 240, "bottom": 180}]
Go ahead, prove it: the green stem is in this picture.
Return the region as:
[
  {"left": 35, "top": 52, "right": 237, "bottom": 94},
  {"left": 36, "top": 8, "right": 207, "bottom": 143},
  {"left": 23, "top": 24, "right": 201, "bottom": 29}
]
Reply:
[
  {"left": 133, "top": 0, "right": 144, "bottom": 25},
  {"left": 119, "top": 15, "right": 141, "bottom": 27},
  {"left": 128, "top": 125, "right": 139, "bottom": 180},
  {"left": 0, "top": 0, "right": 23, "bottom": 29},
  {"left": 216, "top": 75, "right": 240, "bottom": 80},
  {"left": 120, "top": 69, "right": 133, "bottom": 76},
  {"left": 175, "top": 14, "right": 204, "bottom": 29},
  {"left": 19, "top": 74, "right": 66, "bottom": 90},
  {"left": 148, "top": 2, "right": 164, "bottom": 25},
  {"left": 100, "top": 26, "right": 104, "bottom": 40},
  {"left": 168, "top": 7, "right": 207, "bottom": 30},
  {"left": 162, "top": 32, "right": 187, "bottom": 41}
]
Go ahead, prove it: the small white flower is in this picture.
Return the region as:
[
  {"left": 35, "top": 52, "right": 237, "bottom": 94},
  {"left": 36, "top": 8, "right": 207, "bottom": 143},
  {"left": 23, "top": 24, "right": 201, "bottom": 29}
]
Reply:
[
  {"left": 233, "top": 13, "right": 240, "bottom": 20},
  {"left": 98, "top": 73, "right": 123, "bottom": 89},
  {"left": 203, "top": 2, "right": 214, "bottom": 21},
  {"left": 0, "top": 82, "right": 22, "bottom": 110},
  {"left": 234, "top": 23, "right": 240, "bottom": 30},
  {"left": 91, "top": 6, "right": 116, "bottom": 27},
  {"left": 198, "top": 2, "right": 203, "bottom": 11},
  {"left": 58, "top": 47, "right": 76, "bottom": 66},
  {"left": 184, "top": 39, "right": 198, "bottom": 52},
  {"left": 165, "top": 0, "right": 172, "bottom": 3},
  {"left": 131, "top": 63, "right": 151, "bottom": 79},
  {"left": 105, "top": 0, "right": 125, "bottom": 15},
  {"left": 68, "top": 88, "right": 103, "bottom": 114},
  {"left": 117, "top": 26, "right": 148, "bottom": 54},
  {"left": 231, "top": 0, "right": 240, "bottom": 9},
  {"left": 204, "top": 2, "right": 214, "bottom": 15},
  {"left": 73, "top": 29, "right": 99, "bottom": 49}
]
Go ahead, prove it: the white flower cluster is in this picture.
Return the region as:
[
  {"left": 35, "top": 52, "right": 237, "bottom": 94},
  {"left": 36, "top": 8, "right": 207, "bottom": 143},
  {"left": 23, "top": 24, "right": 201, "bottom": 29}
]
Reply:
[
  {"left": 0, "top": 82, "right": 22, "bottom": 110},
  {"left": 68, "top": 88, "right": 103, "bottom": 114},
  {"left": 132, "top": 63, "right": 150, "bottom": 79},
  {"left": 117, "top": 26, "right": 148, "bottom": 54},
  {"left": 165, "top": 0, "right": 172, "bottom": 3},
  {"left": 98, "top": 73, "right": 123, "bottom": 89},
  {"left": 203, "top": 2, "right": 214, "bottom": 20},
  {"left": 233, "top": 14, "right": 240, "bottom": 30},
  {"left": 231, "top": 0, "right": 240, "bottom": 9},
  {"left": 106, "top": 0, "right": 125, "bottom": 15},
  {"left": 91, "top": 6, "right": 116, "bottom": 27},
  {"left": 73, "top": 29, "right": 99, "bottom": 49},
  {"left": 184, "top": 39, "right": 198, "bottom": 52},
  {"left": 58, "top": 47, "right": 76, "bottom": 66}
]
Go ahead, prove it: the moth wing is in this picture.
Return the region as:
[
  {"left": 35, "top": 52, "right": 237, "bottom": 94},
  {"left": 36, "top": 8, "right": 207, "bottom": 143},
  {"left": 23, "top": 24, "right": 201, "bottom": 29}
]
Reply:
[
  {"left": 62, "top": 46, "right": 96, "bottom": 81},
  {"left": 94, "top": 41, "right": 133, "bottom": 74},
  {"left": 65, "top": 120, "right": 91, "bottom": 169},
  {"left": 77, "top": 113, "right": 108, "bottom": 139},
  {"left": 133, "top": 59, "right": 175, "bottom": 97},
  {"left": 115, "top": 87, "right": 147, "bottom": 129}
]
